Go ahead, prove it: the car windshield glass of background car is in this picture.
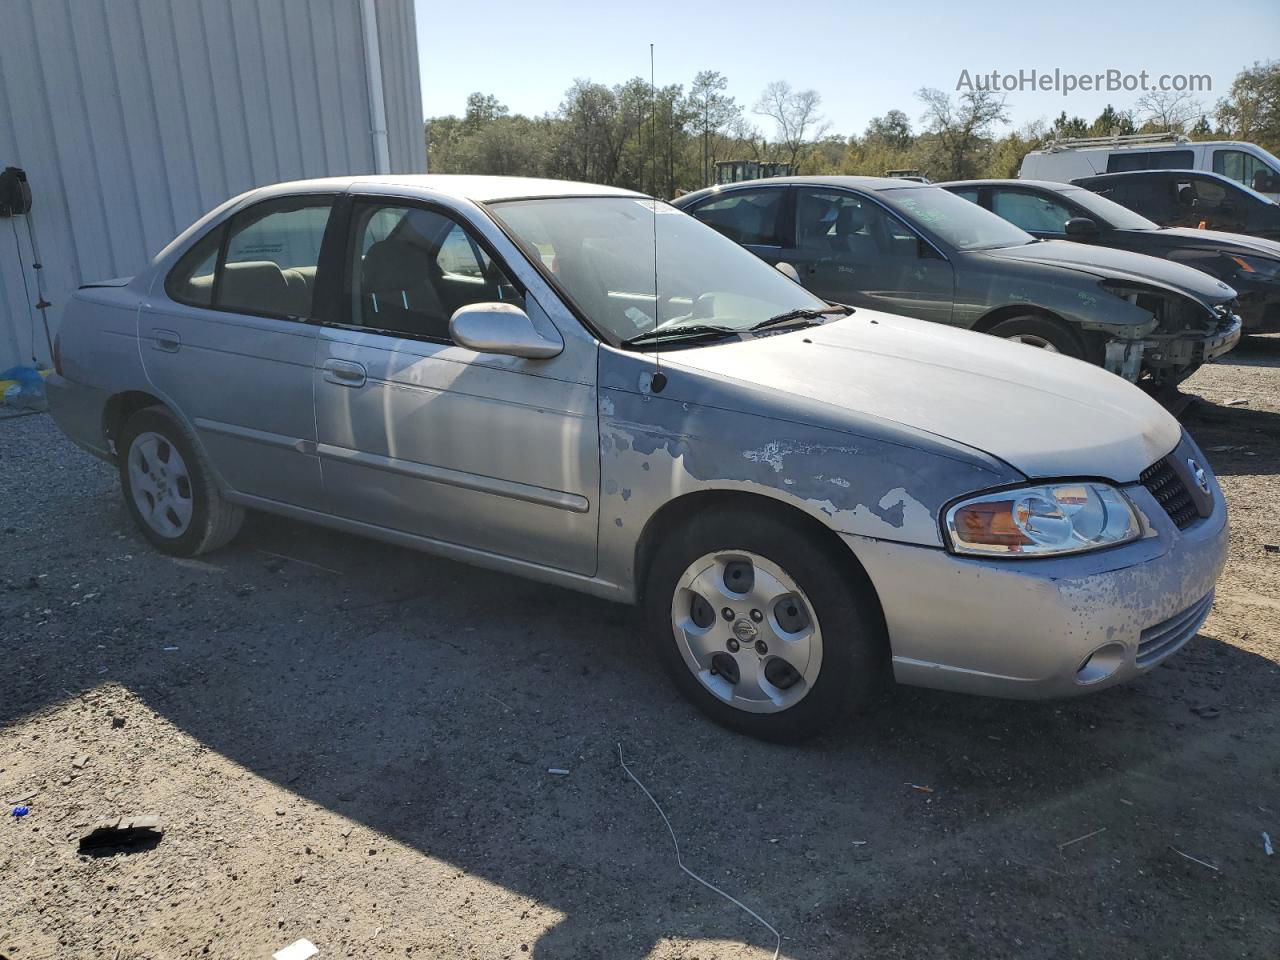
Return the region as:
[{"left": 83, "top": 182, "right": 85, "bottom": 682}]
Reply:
[
  {"left": 488, "top": 197, "right": 828, "bottom": 342},
  {"left": 885, "top": 186, "right": 1034, "bottom": 251}
]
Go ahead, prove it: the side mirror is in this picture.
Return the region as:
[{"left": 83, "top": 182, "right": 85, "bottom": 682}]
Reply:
[
  {"left": 449, "top": 302, "right": 563, "bottom": 359},
  {"left": 774, "top": 261, "right": 801, "bottom": 283},
  {"left": 1064, "top": 217, "right": 1099, "bottom": 238}
]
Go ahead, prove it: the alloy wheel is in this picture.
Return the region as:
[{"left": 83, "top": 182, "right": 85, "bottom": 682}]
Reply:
[
  {"left": 670, "top": 550, "right": 823, "bottom": 713},
  {"left": 127, "top": 431, "right": 194, "bottom": 538}
]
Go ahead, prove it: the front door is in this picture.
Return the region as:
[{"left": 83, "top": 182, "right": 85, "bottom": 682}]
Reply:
[
  {"left": 786, "top": 188, "right": 954, "bottom": 324},
  {"left": 312, "top": 199, "right": 599, "bottom": 575},
  {"left": 141, "top": 194, "right": 336, "bottom": 509}
]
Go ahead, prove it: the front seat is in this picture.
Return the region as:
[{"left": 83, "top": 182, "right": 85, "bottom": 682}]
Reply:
[
  {"left": 829, "top": 205, "right": 878, "bottom": 260},
  {"left": 360, "top": 210, "right": 448, "bottom": 338}
]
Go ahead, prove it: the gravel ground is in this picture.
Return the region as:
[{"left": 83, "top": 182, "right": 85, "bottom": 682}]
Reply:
[{"left": 2, "top": 337, "right": 1278, "bottom": 960}]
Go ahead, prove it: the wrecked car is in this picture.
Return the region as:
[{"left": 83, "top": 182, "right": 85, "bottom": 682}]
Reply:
[
  {"left": 47, "top": 176, "right": 1229, "bottom": 740},
  {"left": 939, "top": 178, "right": 1280, "bottom": 336},
  {"left": 674, "top": 176, "right": 1241, "bottom": 387}
]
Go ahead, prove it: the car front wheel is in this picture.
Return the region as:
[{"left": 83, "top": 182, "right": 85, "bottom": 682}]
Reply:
[
  {"left": 987, "top": 314, "right": 1085, "bottom": 359},
  {"left": 118, "top": 406, "right": 244, "bottom": 557},
  {"left": 644, "top": 506, "right": 886, "bottom": 741}
]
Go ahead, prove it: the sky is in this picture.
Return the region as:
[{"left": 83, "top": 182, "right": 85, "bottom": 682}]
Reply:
[{"left": 413, "top": 0, "right": 1280, "bottom": 137}]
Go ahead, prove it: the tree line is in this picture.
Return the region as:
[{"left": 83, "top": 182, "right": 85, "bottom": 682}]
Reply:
[{"left": 425, "top": 60, "right": 1280, "bottom": 197}]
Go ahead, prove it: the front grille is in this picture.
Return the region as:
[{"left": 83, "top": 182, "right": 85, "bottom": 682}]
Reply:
[
  {"left": 1140, "top": 456, "right": 1198, "bottom": 530},
  {"left": 1137, "top": 592, "right": 1214, "bottom": 666}
]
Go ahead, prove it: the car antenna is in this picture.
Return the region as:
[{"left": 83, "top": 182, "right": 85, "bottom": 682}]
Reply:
[{"left": 648, "top": 41, "right": 667, "bottom": 394}]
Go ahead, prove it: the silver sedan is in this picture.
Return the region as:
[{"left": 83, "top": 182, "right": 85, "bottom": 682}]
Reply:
[{"left": 47, "top": 175, "right": 1228, "bottom": 740}]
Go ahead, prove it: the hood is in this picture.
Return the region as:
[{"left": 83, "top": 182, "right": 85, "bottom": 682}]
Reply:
[
  {"left": 980, "top": 240, "right": 1236, "bottom": 304},
  {"left": 666, "top": 310, "right": 1180, "bottom": 482},
  {"left": 1155, "top": 227, "right": 1280, "bottom": 260}
]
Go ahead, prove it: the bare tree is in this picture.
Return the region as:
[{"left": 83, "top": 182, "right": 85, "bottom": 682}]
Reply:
[
  {"left": 916, "top": 86, "right": 1008, "bottom": 180},
  {"left": 1135, "top": 89, "right": 1203, "bottom": 133},
  {"left": 753, "top": 81, "right": 828, "bottom": 173}
]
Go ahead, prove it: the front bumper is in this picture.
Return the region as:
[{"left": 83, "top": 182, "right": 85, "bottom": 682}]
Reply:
[
  {"left": 845, "top": 453, "right": 1229, "bottom": 699},
  {"left": 1197, "top": 314, "right": 1243, "bottom": 361}
]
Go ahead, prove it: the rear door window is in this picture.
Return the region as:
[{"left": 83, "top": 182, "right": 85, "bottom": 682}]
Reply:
[{"left": 164, "top": 196, "right": 335, "bottom": 319}]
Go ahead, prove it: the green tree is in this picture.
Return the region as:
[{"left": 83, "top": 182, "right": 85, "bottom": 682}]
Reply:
[
  {"left": 864, "top": 109, "right": 913, "bottom": 150},
  {"left": 687, "top": 71, "right": 741, "bottom": 188},
  {"left": 1088, "top": 104, "right": 1136, "bottom": 137},
  {"left": 916, "top": 86, "right": 1008, "bottom": 180},
  {"left": 1216, "top": 60, "right": 1280, "bottom": 155}
]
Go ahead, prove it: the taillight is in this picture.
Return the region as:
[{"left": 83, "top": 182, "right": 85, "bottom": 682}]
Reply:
[{"left": 52, "top": 332, "right": 63, "bottom": 375}]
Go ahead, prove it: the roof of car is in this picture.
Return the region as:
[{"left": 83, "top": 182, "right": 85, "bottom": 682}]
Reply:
[
  {"left": 934, "top": 179, "right": 1090, "bottom": 190},
  {"left": 678, "top": 175, "right": 928, "bottom": 202},
  {"left": 251, "top": 174, "right": 647, "bottom": 203},
  {"left": 1072, "top": 170, "right": 1231, "bottom": 183}
]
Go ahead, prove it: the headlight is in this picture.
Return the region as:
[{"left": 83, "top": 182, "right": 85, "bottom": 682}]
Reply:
[
  {"left": 945, "top": 482, "right": 1140, "bottom": 557},
  {"left": 1228, "top": 255, "right": 1280, "bottom": 280}
]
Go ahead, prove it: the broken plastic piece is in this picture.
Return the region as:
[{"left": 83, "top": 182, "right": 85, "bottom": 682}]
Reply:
[
  {"left": 12, "top": 806, "right": 29, "bottom": 818},
  {"left": 547, "top": 768, "right": 570, "bottom": 776},
  {"left": 273, "top": 938, "right": 319, "bottom": 960}
]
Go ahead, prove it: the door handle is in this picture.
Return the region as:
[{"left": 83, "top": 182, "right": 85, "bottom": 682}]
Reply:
[
  {"left": 322, "top": 358, "right": 367, "bottom": 387},
  {"left": 151, "top": 329, "right": 181, "bottom": 352}
]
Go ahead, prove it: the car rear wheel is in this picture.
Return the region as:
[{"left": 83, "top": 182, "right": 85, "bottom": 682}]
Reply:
[
  {"left": 118, "top": 406, "right": 244, "bottom": 557},
  {"left": 987, "top": 314, "right": 1085, "bottom": 359},
  {"left": 644, "top": 505, "right": 887, "bottom": 741}
]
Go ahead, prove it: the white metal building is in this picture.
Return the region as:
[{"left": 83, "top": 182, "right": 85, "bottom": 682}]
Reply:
[{"left": 0, "top": 0, "right": 426, "bottom": 371}]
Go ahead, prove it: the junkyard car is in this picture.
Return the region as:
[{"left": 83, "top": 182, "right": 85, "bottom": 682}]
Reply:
[
  {"left": 674, "top": 176, "right": 1241, "bottom": 386},
  {"left": 48, "top": 176, "right": 1229, "bottom": 740},
  {"left": 941, "top": 178, "right": 1280, "bottom": 335},
  {"left": 1074, "top": 170, "right": 1280, "bottom": 242}
]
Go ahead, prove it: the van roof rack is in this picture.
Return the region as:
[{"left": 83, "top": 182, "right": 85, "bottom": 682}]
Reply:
[{"left": 1041, "top": 131, "right": 1189, "bottom": 152}]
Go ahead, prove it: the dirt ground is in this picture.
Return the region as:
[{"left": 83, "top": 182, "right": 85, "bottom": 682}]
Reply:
[{"left": 2, "top": 336, "right": 1278, "bottom": 960}]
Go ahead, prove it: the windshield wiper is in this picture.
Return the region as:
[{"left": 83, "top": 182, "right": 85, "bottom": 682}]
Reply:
[
  {"left": 622, "top": 323, "right": 741, "bottom": 348},
  {"left": 750, "top": 304, "right": 852, "bottom": 332}
]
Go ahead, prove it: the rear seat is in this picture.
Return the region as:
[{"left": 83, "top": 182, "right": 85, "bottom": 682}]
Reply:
[{"left": 215, "top": 261, "right": 315, "bottom": 318}]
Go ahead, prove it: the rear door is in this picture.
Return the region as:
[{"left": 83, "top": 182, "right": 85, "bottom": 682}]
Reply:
[
  {"left": 311, "top": 197, "right": 599, "bottom": 575},
  {"left": 785, "top": 188, "right": 954, "bottom": 323},
  {"left": 141, "top": 194, "right": 337, "bottom": 508}
]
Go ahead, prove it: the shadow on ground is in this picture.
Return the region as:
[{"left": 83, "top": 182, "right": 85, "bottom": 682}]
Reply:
[{"left": 7, "top": 487, "right": 1279, "bottom": 958}]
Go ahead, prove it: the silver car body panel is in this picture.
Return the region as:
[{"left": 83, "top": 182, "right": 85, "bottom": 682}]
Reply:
[{"left": 47, "top": 175, "right": 1229, "bottom": 700}]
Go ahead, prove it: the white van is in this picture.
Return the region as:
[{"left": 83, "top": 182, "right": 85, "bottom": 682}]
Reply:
[{"left": 1019, "top": 134, "right": 1280, "bottom": 201}]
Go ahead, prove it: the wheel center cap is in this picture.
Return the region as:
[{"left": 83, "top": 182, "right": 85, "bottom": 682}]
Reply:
[{"left": 731, "top": 619, "right": 758, "bottom": 643}]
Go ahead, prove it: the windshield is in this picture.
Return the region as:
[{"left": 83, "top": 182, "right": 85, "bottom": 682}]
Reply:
[
  {"left": 486, "top": 196, "right": 829, "bottom": 343},
  {"left": 881, "top": 185, "right": 1035, "bottom": 250},
  {"left": 1055, "top": 185, "right": 1160, "bottom": 230}
]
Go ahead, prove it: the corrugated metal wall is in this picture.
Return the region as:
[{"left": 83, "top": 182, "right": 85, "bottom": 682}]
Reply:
[{"left": 0, "top": 0, "right": 425, "bottom": 370}]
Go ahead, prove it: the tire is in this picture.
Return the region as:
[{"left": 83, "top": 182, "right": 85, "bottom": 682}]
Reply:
[
  {"left": 643, "top": 505, "right": 888, "bottom": 742},
  {"left": 117, "top": 405, "right": 244, "bottom": 557},
  {"left": 987, "top": 314, "right": 1085, "bottom": 359}
]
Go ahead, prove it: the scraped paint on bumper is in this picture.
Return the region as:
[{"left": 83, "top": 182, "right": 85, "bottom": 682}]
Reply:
[{"left": 846, "top": 471, "right": 1229, "bottom": 699}]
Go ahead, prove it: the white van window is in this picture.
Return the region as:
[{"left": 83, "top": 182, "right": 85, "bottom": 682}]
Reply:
[
  {"left": 1212, "top": 150, "right": 1276, "bottom": 189},
  {"left": 1106, "top": 150, "right": 1194, "bottom": 173}
]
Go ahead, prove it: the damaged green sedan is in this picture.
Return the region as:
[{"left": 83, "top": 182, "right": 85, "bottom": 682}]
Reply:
[
  {"left": 48, "top": 176, "right": 1228, "bottom": 741},
  {"left": 676, "top": 176, "right": 1242, "bottom": 386}
]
